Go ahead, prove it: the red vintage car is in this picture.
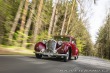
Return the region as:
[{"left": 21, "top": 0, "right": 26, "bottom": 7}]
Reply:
[{"left": 34, "top": 35, "right": 79, "bottom": 62}]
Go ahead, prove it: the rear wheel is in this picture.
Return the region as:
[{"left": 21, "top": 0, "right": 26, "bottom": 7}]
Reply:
[
  {"left": 77, "top": 56, "right": 78, "bottom": 59},
  {"left": 35, "top": 54, "right": 42, "bottom": 59},
  {"left": 74, "top": 55, "right": 78, "bottom": 60},
  {"left": 74, "top": 56, "right": 77, "bottom": 60}
]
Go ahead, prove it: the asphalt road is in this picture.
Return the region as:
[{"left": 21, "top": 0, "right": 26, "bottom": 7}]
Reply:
[{"left": 0, "top": 55, "right": 110, "bottom": 73}]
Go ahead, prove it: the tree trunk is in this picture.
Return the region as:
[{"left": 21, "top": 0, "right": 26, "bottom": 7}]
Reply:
[
  {"left": 48, "top": 0, "right": 58, "bottom": 37},
  {"left": 60, "top": 0, "right": 68, "bottom": 35},
  {"left": 17, "top": 0, "right": 29, "bottom": 45},
  {"left": 94, "top": 0, "right": 96, "bottom": 4},
  {"left": 8, "top": 0, "right": 25, "bottom": 44},
  {"left": 22, "top": 0, "right": 36, "bottom": 48},
  {"left": 65, "top": 0, "right": 76, "bottom": 35},
  {"left": 33, "top": 0, "right": 43, "bottom": 47},
  {"left": 52, "top": 9, "right": 59, "bottom": 35},
  {"left": 20, "top": 0, "right": 29, "bottom": 35}
]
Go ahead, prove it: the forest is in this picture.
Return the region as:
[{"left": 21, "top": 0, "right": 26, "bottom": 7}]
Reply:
[{"left": 0, "top": 0, "right": 110, "bottom": 59}]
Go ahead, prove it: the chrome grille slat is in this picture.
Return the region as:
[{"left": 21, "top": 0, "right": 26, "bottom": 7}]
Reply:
[{"left": 46, "top": 40, "right": 56, "bottom": 53}]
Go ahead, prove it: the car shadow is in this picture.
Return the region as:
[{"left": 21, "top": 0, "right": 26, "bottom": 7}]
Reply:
[{"left": 28, "top": 56, "right": 74, "bottom": 62}]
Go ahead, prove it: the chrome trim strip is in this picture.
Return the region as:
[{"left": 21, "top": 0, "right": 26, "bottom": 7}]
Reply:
[{"left": 34, "top": 52, "right": 67, "bottom": 56}]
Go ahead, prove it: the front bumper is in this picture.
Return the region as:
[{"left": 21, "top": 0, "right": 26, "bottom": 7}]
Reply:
[{"left": 34, "top": 51, "right": 67, "bottom": 57}]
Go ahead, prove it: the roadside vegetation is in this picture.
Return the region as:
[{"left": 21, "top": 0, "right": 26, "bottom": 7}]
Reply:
[
  {"left": 0, "top": 45, "right": 33, "bottom": 55},
  {"left": 95, "top": 14, "right": 110, "bottom": 59}
]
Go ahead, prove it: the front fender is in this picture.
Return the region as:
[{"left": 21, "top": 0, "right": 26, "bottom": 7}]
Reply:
[
  {"left": 34, "top": 42, "right": 46, "bottom": 52},
  {"left": 57, "top": 44, "right": 70, "bottom": 54}
]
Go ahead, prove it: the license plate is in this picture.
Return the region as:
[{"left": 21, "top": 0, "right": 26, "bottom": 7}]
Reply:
[{"left": 44, "top": 52, "right": 53, "bottom": 56}]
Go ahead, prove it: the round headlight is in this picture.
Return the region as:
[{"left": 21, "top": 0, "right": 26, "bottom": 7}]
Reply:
[{"left": 41, "top": 49, "right": 45, "bottom": 52}]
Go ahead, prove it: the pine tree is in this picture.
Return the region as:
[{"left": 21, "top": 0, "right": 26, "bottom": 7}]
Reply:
[
  {"left": 22, "top": 0, "right": 36, "bottom": 48},
  {"left": 96, "top": 14, "right": 110, "bottom": 59},
  {"left": 65, "top": 0, "right": 76, "bottom": 35},
  {"left": 18, "top": 0, "right": 29, "bottom": 45},
  {"left": 48, "top": 0, "right": 58, "bottom": 37},
  {"left": 9, "top": 0, "right": 25, "bottom": 44},
  {"left": 33, "top": 0, "right": 43, "bottom": 47},
  {"left": 61, "top": 0, "right": 68, "bottom": 35}
]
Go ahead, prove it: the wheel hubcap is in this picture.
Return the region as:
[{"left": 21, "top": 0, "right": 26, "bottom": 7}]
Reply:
[{"left": 66, "top": 51, "right": 69, "bottom": 60}]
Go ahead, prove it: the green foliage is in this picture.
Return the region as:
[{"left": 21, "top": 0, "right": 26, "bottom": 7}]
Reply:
[
  {"left": 36, "top": 30, "right": 48, "bottom": 42},
  {"left": 76, "top": 38, "right": 85, "bottom": 53},
  {"left": 41, "top": 0, "right": 52, "bottom": 27},
  {"left": 0, "top": 0, "right": 20, "bottom": 44},
  {"left": 96, "top": 14, "right": 110, "bottom": 59}
]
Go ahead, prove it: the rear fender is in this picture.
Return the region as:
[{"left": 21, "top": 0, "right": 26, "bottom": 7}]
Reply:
[
  {"left": 75, "top": 48, "right": 79, "bottom": 55},
  {"left": 72, "top": 48, "right": 79, "bottom": 57}
]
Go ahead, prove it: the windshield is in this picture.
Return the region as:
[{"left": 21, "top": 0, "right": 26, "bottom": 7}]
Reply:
[{"left": 53, "top": 36, "right": 70, "bottom": 41}]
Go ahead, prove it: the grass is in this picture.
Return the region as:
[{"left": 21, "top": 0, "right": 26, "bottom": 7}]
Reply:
[{"left": 0, "top": 45, "right": 34, "bottom": 55}]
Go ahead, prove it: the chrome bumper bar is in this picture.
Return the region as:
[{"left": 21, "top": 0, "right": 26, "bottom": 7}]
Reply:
[{"left": 34, "top": 52, "right": 67, "bottom": 57}]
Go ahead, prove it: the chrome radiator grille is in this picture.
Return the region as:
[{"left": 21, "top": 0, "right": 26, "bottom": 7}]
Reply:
[{"left": 46, "top": 40, "right": 56, "bottom": 52}]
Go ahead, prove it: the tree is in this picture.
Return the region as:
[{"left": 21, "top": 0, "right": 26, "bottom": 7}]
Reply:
[
  {"left": 65, "top": 0, "right": 76, "bottom": 35},
  {"left": 94, "top": 0, "right": 96, "bottom": 4},
  {"left": 0, "top": 0, "right": 20, "bottom": 44},
  {"left": 18, "top": 0, "right": 29, "bottom": 45},
  {"left": 22, "top": 0, "right": 36, "bottom": 48},
  {"left": 96, "top": 14, "right": 110, "bottom": 59},
  {"left": 8, "top": 0, "right": 25, "bottom": 44},
  {"left": 60, "top": 0, "right": 68, "bottom": 35},
  {"left": 48, "top": 0, "right": 58, "bottom": 37},
  {"left": 52, "top": 11, "right": 59, "bottom": 35},
  {"left": 33, "top": 0, "right": 43, "bottom": 47}
]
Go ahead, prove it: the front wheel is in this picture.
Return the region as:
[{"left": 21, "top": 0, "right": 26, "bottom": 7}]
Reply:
[
  {"left": 64, "top": 50, "right": 70, "bottom": 62},
  {"left": 35, "top": 54, "right": 42, "bottom": 59}
]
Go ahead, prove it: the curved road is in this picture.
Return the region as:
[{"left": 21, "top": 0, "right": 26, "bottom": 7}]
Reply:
[{"left": 0, "top": 55, "right": 110, "bottom": 73}]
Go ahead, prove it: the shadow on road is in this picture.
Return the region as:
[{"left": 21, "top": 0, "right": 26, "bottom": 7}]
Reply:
[{"left": 28, "top": 56, "right": 74, "bottom": 62}]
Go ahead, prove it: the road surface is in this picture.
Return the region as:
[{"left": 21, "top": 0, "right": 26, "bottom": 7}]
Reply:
[{"left": 0, "top": 55, "right": 110, "bottom": 73}]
